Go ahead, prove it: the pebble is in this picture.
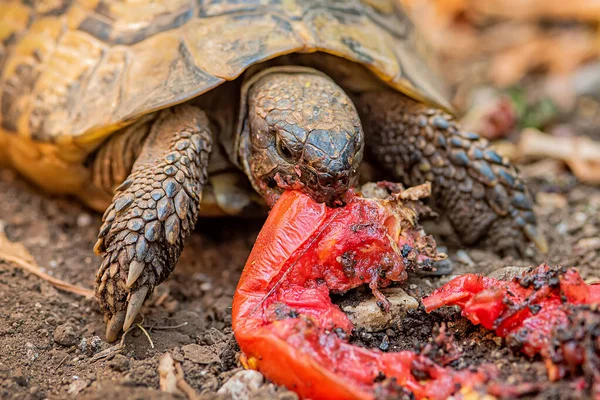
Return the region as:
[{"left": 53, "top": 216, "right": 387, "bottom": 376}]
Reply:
[
  {"left": 108, "top": 354, "right": 131, "bottom": 372},
  {"left": 53, "top": 323, "right": 80, "bottom": 346},
  {"left": 217, "top": 370, "right": 264, "bottom": 399},
  {"left": 79, "top": 336, "right": 103, "bottom": 356},
  {"left": 488, "top": 266, "right": 528, "bottom": 281},
  {"left": 379, "top": 335, "right": 390, "bottom": 351},
  {"left": 25, "top": 342, "right": 38, "bottom": 362},
  {"left": 455, "top": 250, "right": 474, "bottom": 266},
  {"left": 67, "top": 379, "right": 90, "bottom": 396},
  {"left": 574, "top": 237, "right": 600, "bottom": 253},
  {"left": 536, "top": 192, "right": 567, "bottom": 208},
  {"left": 342, "top": 288, "right": 419, "bottom": 332},
  {"left": 76, "top": 213, "right": 92, "bottom": 227}
]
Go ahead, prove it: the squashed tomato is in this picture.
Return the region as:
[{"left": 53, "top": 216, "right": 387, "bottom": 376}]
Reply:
[
  {"left": 424, "top": 264, "right": 600, "bottom": 389},
  {"left": 232, "top": 188, "right": 490, "bottom": 400}
]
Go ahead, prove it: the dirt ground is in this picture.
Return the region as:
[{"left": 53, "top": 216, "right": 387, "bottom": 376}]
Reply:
[{"left": 0, "top": 142, "right": 599, "bottom": 400}]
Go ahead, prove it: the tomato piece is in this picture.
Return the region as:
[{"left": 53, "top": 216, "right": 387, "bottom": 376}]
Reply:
[
  {"left": 424, "top": 264, "right": 600, "bottom": 383},
  {"left": 232, "top": 189, "right": 490, "bottom": 400}
]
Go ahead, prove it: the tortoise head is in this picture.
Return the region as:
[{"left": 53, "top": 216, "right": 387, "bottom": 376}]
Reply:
[{"left": 239, "top": 69, "right": 364, "bottom": 206}]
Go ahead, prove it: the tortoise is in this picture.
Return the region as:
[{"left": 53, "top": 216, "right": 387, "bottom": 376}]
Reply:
[{"left": 0, "top": 0, "right": 546, "bottom": 342}]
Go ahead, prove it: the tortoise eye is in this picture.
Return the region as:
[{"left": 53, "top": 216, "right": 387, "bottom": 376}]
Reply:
[{"left": 276, "top": 138, "right": 294, "bottom": 161}]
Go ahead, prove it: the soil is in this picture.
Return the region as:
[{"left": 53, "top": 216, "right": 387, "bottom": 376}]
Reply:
[{"left": 1, "top": 155, "right": 598, "bottom": 400}]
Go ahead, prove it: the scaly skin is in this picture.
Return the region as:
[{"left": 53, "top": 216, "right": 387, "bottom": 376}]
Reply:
[
  {"left": 94, "top": 105, "right": 211, "bottom": 341},
  {"left": 356, "top": 91, "right": 546, "bottom": 255}
]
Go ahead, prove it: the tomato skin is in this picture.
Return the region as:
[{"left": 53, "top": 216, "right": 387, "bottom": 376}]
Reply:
[
  {"left": 232, "top": 191, "right": 488, "bottom": 400},
  {"left": 232, "top": 191, "right": 327, "bottom": 335}
]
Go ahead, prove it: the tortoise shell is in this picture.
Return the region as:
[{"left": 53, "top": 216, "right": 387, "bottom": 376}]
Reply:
[{"left": 0, "top": 0, "right": 450, "bottom": 162}]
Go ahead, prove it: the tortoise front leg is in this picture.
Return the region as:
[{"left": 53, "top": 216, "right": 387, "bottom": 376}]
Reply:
[
  {"left": 356, "top": 91, "right": 546, "bottom": 255},
  {"left": 93, "top": 105, "right": 212, "bottom": 341}
]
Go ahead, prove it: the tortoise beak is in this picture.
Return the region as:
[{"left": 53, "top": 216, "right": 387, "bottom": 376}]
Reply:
[{"left": 298, "top": 129, "right": 361, "bottom": 204}]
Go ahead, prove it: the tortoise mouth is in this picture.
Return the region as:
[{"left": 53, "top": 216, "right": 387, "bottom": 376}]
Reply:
[{"left": 258, "top": 167, "right": 354, "bottom": 207}]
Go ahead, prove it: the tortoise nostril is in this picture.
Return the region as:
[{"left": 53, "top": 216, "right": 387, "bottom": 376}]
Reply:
[
  {"left": 266, "top": 177, "right": 277, "bottom": 188},
  {"left": 319, "top": 175, "right": 336, "bottom": 188}
]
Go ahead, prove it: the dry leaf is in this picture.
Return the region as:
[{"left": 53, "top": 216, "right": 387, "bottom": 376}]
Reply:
[
  {"left": 0, "top": 232, "right": 94, "bottom": 298},
  {"left": 517, "top": 128, "right": 600, "bottom": 184}
]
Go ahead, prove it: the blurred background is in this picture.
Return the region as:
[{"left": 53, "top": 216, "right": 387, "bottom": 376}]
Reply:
[{"left": 402, "top": 0, "right": 600, "bottom": 185}]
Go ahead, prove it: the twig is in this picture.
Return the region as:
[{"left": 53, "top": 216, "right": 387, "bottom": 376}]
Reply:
[
  {"left": 175, "top": 362, "right": 201, "bottom": 400},
  {"left": 136, "top": 323, "right": 155, "bottom": 349},
  {"left": 153, "top": 291, "right": 170, "bottom": 307},
  {"left": 159, "top": 353, "right": 201, "bottom": 400},
  {"left": 0, "top": 252, "right": 94, "bottom": 298},
  {"left": 57, "top": 354, "right": 70, "bottom": 368},
  {"left": 159, "top": 353, "right": 180, "bottom": 394},
  {"left": 90, "top": 318, "right": 158, "bottom": 362},
  {"left": 147, "top": 322, "right": 189, "bottom": 331},
  {"left": 89, "top": 329, "right": 130, "bottom": 362}
]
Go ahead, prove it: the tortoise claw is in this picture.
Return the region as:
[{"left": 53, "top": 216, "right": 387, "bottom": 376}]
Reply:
[
  {"left": 124, "top": 285, "right": 149, "bottom": 331},
  {"left": 126, "top": 260, "right": 145, "bottom": 288},
  {"left": 524, "top": 224, "right": 548, "bottom": 254},
  {"left": 106, "top": 310, "right": 126, "bottom": 342}
]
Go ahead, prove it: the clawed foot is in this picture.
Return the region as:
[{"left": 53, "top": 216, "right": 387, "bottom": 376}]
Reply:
[
  {"left": 94, "top": 173, "right": 194, "bottom": 341},
  {"left": 93, "top": 106, "right": 211, "bottom": 341},
  {"left": 357, "top": 91, "right": 547, "bottom": 255}
]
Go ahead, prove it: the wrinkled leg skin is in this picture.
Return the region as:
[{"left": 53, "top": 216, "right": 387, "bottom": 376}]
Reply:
[
  {"left": 94, "top": 105, "right": 212, "bottom": 341},
  {"left": 357, "top": 91, "right": 546, "bottom": 255}
]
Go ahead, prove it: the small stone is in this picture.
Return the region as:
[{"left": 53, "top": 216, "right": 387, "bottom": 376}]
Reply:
[
  {"left": 217, "top": 370, "right": 265, "bottom": 399},
  {"left": 488, "top": 266, "right": 528, "bottom": 282},
  {"left": 536, "top": 192, "right": 567, "bottom": 208},
  {"left": 53, "top": 323, "right": 80, "bottom": 346},
  {"left": 181, "top": 344, "right": 220, "bottom": 364},
  {"left": 76, "top": 213, "right": 92, "bottom": 227},
  {"left": 379, "top": 335, "right": 390, "bottom": 351},
  {"left": 455, "top": 250, "right": 474, "bottom": 267},
  {"left": 342, "top": 288, "right": 419, "bottom": 332},
  {"left": 79, "top": 335, "right": 103, "bottom": 356},
  {"left": 25, "top": 342, "right": 38, "bottom": 362},
  {"left": 108, "top": 354, "right": 131, "bottom": 372},
  {"left": 67, "top": 379, "right": 90, "bottom": 396}
]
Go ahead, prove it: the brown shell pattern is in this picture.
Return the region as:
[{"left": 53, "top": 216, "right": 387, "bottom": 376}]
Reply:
[{"left": 0, "top": 0, "right": 450, "bottom": 151}]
